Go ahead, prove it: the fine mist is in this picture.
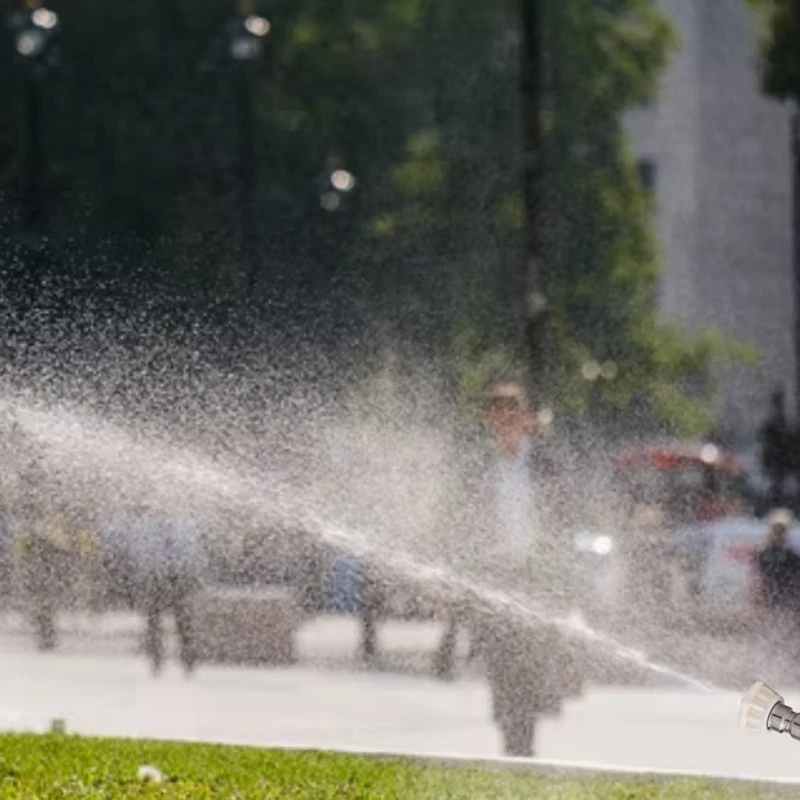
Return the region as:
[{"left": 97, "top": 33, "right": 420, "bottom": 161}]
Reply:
[{"left": 0, "top": 330, "right": 736, "bottom": 694}]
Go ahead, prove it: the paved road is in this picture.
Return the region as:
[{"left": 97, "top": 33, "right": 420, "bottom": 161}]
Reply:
[{"left": 3, "top": 616, "right": 800, "bottom": 780}]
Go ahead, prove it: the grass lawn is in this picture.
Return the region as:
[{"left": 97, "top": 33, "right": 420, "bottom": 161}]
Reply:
[{"left": 0, "top": 734, "right": 789, "bottom": 799}]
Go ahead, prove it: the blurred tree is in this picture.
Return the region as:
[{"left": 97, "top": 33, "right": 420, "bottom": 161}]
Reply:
[
  {"left": 368, "top": 0, "right": 746, "bottom": 436},
  {"left": 749, "top": 0, "right": 800, "bottom": 425},
  {"left": 0, "top": 0, "right": 750, "bottom": 436},
  {"left": 748, "top": 0, "right": 800, "bottom": 101},
  {"left": 0, "top": 0, "right": 426, "bottom": 349}
]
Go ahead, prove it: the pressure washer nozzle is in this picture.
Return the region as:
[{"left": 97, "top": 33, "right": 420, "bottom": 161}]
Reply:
[{"left": 739, "top": 681, "right": 784, "bottom": 732}]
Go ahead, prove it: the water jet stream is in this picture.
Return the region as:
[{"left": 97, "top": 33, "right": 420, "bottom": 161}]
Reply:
[{"left": 310, "top": 521, "right": 720, "bottom": 693}]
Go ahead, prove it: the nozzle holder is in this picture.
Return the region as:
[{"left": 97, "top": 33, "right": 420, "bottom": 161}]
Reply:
[{"left": 739, "top": 680, "right": 784, "bottom": 731}]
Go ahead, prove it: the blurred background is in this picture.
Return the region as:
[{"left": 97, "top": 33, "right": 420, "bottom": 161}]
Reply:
[
  {"left": 2, "top": 0, "right": 800, "bottom": 776},
  {"left": 2, "top": 0, "right": 793, "bottom": 445}
]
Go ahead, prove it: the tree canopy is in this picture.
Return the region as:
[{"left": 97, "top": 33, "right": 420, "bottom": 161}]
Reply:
[
  {"left": 749, "top": 0, "right": 800, "bottom": 102},
  {"left": 0, "top": 0, "right": 739, "bottom": 436}
]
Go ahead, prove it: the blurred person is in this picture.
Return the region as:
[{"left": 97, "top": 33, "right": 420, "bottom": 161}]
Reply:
[
  {"left": 65, "top": 503, "right": 100, "bottom": 612},
  {"left": 95, "top": 505, "right": 141, "bottom": 611},
  {"left": 16, "top": 481, "right": 74, "bottom": 651},
  {"left": 671, "top": 468, "right": 728, "bottom": 602},
  {"left": 450, "top": 379, "right": 583, "bottom": 757},
  {"left": 754, "top": 509, "right": 800, "bottom": 643},
  {"left": 358, "top": 559, "right": 387, "bottom": 664},
  {"left": 327, "top": 549, "right": 361, "bottom": 614},
  {"left": 432, "top": 601, "right": 460, "bottom": 680},
  {"left": 0, "top": 514, "right": 14, "bottom": 608},
  {"left": 17, "top": 525, "right": 65, "bottom": 651},
  {"left": 432, "top": 595, "right": 481, "bottom": 680},
  {"left": 697, "top": 468, "right": 726, "bottom": 522},
  {"left": 433, "top": 382, "right": 541, "bottom": 680},
  {"left": 291, "top": 528, "right": 327, "bottom": 614},
  {"left": 759, "top": 389, "right": 795, "bottom": 509},
  {"left": 128, "top": 501, "right": 208, "bottom": 677},
  {"left": 622, "top": 480, "right": 674, "bottom": 629}
]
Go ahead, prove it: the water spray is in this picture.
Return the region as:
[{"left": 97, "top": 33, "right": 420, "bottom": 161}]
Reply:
[
  {"left": 739, "top": 680, "right": 800, "bottom": 740},
  {"left": 2, "top": 391, "right": 720, "bottom": 693}
]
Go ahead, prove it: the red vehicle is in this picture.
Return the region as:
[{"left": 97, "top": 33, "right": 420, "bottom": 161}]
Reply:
[{"left": 612, "top": 439, "right": 750, "bottom": 528}]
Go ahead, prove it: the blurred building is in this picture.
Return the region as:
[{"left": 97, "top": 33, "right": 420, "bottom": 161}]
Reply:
[{"left": 625, "top": 0, "right": 795, "bottom": 446}]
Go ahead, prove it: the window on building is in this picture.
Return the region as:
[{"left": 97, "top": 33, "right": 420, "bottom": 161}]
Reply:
[{"left": 638, "top": 159, "right": 657, "bottom": 192}]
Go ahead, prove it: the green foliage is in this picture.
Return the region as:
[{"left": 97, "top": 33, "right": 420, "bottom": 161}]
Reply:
[
  {"left": 0, "top": 734, "right": 783, "bottom": 800},
  {"left": 748, "top": 0, "right": 800, "bottom": 101},
  {"left": 449, "top": 319, "right": 517, "bottom": 420},
  {"left": 526, "top": 1, "right": 696, "bottom": 433},
  {"left": 0, "top": 0, "right": 751, "bottom": 436},
  {"left": 368, "top": 0, "right": 741, "bottom": 436}
]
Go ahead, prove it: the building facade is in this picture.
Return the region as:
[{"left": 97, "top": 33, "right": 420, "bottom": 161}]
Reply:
[{"left": 626, "top": 0, "right": 795, "bottom": 445}]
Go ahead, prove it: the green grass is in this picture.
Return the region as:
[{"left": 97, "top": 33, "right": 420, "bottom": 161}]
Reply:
[{"left": 0, "top": 734, "right": 786, "bottom": 799}]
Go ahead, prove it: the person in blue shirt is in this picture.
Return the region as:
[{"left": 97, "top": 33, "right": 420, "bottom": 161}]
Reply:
[{"left": 125, "top": 500, "right": 208, "bottom": 676}]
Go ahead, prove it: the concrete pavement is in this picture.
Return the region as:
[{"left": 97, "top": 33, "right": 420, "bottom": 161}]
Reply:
[
  {"left": 1, "top": 608, "right": 797, "bottom": 689},
  {"left": 0, "top": 609, "right": 697, "bottom": 684},
  {"left": 2, "top": 641, "right": 800, "bottom": 780},
  {"left": 0, "top": 611, "right": 472, "bottom": 675},
  {"left": 4, "top": 611, "right": 800, "bottom": 778}
]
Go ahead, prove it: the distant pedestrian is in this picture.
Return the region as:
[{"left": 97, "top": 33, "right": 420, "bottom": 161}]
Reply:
[
  {"left": 96, "top": 511, "right": 141, "bottom": 610},
  {"left": 17, "top": 508, "right": 76, "bottom": 651},
  {"left": 759, "top": 389, "right": 795, "bottom": 510},
  {"left": 358, "top": 560, "right": 386, "bottom": 664},
  {"left": 127, "top": 502, "right": 207, "bottom": 677},
  {"left": 453, "top": 379, "right": 584, "bottom": 757},
  {"left": 756, "top": 510, "right": 800, "bottom": 608},
  {"left": 755, "top": 509, "right": 800, "bottom": 649},
  {"left": 432, "top": 598, "right": 475, "bottom": 681},
  {"left": 0, "top": 515, "right": 14, "bottom": 609}
]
